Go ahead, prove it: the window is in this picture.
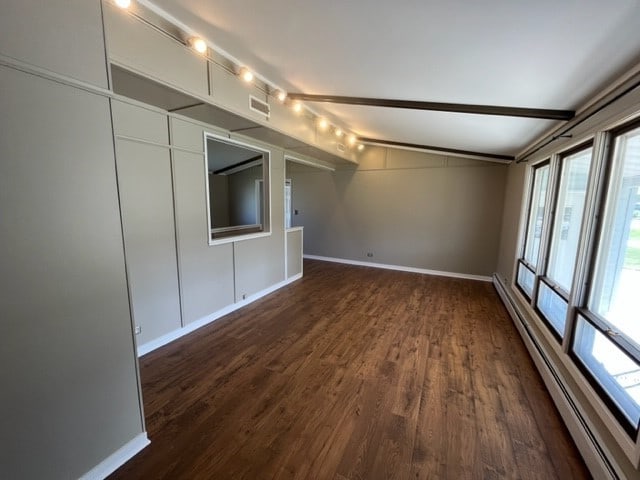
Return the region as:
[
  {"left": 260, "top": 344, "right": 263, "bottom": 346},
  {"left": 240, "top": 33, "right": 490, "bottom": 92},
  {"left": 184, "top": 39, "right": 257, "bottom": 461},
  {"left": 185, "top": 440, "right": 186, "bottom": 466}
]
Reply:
[
  {"left": 523, "top": 164, "right": 550, "bottom": 267},
  {"left": 514, "top": 119, "right": 640, "bottom": 442},
  {"left": 205, "top": 134, "right": 270, "bottom": 242},
  {"left": 570, "top": 123, "right": 640, "bottom": 435},
  {"left": 536, "top": 146, "right": 593, "bottom": 338},
  {"left": 516, "top": 163, "right": 550, "bottom": 298},
  {"left": 572, "top": 315, "right": 640, "bottom": 436},
  {"left": 588, "top": 125, "right": 640, "bottom": 346}
]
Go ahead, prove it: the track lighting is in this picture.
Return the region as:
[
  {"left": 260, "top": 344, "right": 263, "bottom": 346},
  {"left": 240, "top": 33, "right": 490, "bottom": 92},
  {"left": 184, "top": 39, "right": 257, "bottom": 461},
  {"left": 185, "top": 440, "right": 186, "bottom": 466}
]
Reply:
[
  {"left": 318, "top": 118, "right": 329, "bottom": 131},
  {"left": 348, "top": 134, "right": 357, "bottom": 146},
  {"left": 357, "top": 144, "right": 365, "bottom": 151},
  {"left": 240, "top": 67, "right": 254, "bottom": 83},
  {"left": 114, "top": 0, "right": 132, "bottom": 8},
  {"left": 335, "top": 128, "right": 343, "bottom": 138},
  {"left": 276, "top": 90, "right": 287, "bottom": 103},
  {"left": 189, "top": 37, "right": 207, "bottom": 54},
  {"left": 293, "top": 102, "right": 303, "bottom": 114}
]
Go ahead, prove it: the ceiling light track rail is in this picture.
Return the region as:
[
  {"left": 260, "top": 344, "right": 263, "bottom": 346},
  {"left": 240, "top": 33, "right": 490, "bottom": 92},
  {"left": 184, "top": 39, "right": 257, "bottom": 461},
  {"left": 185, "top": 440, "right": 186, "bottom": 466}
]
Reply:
[
  {"left": 360, "top": 137, "right": 515, "bottom": 162},
  {"left": 287, "top": 94, "right": 574, "bottom": 121}
]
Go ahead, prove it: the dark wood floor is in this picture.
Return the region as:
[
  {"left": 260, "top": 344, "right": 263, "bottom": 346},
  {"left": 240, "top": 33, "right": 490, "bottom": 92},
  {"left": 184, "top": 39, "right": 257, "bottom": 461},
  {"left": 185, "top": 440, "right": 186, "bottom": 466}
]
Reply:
[{"left": 110, "top": 259, "right": 589, "bottom": 479}]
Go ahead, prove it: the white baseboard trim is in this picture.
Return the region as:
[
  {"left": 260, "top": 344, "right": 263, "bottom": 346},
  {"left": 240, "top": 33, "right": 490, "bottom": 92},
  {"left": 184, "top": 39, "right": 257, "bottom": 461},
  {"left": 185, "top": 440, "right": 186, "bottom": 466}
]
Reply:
[
  {"left": 492, "top": 274, "right": 619, "bottom": 480},
  {"left": 303, "top": 254, "right": 492, "bottom": 282},
  {"left": 137, "top": 274, "right": 303, "bottom": 357},
  {"left": 79, "top": 432, "right": 150, "bottom": 480}
]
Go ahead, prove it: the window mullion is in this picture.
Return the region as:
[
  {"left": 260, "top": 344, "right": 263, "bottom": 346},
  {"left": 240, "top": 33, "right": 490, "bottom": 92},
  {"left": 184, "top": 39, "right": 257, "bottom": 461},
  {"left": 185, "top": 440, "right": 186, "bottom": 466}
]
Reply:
[
  {"left": 533, "top": 154, "right": 561, "bottom": 307},
  {"left": 562, "top": 132, "right": 610, "bottom": 352}
]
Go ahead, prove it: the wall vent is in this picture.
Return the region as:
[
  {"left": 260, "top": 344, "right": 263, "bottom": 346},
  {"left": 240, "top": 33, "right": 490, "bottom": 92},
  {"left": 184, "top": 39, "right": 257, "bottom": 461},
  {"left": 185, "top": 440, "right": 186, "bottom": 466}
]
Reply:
[
  {"left": 337, "top": 143, "right": 346, "bottom": 153},
  {"left": 249, "top": 95, "right": 270, "bottom": 118}
]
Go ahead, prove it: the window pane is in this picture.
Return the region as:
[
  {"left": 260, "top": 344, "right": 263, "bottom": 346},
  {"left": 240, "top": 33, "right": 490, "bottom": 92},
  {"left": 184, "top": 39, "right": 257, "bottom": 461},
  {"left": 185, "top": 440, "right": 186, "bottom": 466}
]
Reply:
[
  {"left": 523, "top": 165, "right": 550, "bottom": 266},
  {"left": 547, "top": 148, "right": 592, "bottom": 292},
  {"left": 573, "top": 315, "right": 640, "bottom": 428},
  {"left": 589, "top": 126, "right": 640, "bottom": 347},
  {"left": 537, "top": 282, "right": 568, "bottom": 336},
  {"left": 517, "top": 263, "right": 535, "bottom": 297}
]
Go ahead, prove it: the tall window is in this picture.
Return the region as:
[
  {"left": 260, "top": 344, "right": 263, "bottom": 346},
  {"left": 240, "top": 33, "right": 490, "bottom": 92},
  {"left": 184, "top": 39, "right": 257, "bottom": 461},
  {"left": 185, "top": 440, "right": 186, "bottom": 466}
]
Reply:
[
  {"left": 537, "top": 146, "right": 593, "bottom": 337},
  {"left": 516, "top": 163, "right": 550, "bottom": 298},
  {"left": 572, "top": 124, "right": 640, "bottom": 435}
]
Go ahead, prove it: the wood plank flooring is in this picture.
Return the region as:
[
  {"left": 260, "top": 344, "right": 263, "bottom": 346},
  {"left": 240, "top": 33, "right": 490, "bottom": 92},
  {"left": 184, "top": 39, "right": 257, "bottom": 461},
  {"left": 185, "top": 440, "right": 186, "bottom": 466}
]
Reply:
[{"left": 110, "top": 259, "right": 590, "bottom": 479}]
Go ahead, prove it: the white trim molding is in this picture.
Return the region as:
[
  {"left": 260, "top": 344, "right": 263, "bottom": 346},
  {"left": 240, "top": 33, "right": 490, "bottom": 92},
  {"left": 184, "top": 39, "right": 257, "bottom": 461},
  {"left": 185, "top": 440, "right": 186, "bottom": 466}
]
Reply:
[
  {"left": 304, "top": 254, "right": 492, "bottom": 282},
  {"left": 78, "top": 433, "right": 150, "bottom": 480},
  {"left": 137, "top": 273, "right": 303, "bottom": 356}
]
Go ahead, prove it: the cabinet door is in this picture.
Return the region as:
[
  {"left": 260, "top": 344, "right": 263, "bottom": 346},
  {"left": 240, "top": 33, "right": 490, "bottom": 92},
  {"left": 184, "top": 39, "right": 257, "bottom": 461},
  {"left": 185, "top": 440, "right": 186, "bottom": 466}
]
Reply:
[{"left": 116, "top": 139, "right": 182, "bottom": 345}]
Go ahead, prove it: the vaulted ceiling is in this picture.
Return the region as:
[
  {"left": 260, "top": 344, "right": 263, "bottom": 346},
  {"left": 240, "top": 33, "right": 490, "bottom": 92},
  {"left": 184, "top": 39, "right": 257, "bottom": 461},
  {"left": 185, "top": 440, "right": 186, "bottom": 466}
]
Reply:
[{"left": 145, "top": 0, "right": 640, "bottom": 158}]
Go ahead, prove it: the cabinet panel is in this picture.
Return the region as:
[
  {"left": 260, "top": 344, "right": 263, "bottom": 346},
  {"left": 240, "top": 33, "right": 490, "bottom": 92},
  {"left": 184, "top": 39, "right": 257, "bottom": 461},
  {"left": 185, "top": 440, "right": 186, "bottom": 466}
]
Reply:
[
  {"left": 233, "top": 151, "right": 286, "bottom": 300},
  {"left": 286, "top": 229, "right": 303, "bottom": 278},
  {"left": 104, "top": 4, "right": 208, "bottom": 97},
  {"left": 170, "top": 117, "right": 207, "bottom": 153},
  {"left": 268, "top": 99, "right": 316, "bottom": 146},
  {"left": 172, "top": 150, "right": 235, "bottom": 323},
  {"left": 0, "top": 0, "right": 108, "bottom": 88},
  {"left": 0, "top": 64, "right": 141, "bottom": 478},
  {"left": 112, "top": 100, "right": 169, "bottom": 144},
  {"left": 115, "top": 139, "right": 181, "bottom": 344},
  {"left": 208, "top": 62, "right": 269, "bottom": 123}
]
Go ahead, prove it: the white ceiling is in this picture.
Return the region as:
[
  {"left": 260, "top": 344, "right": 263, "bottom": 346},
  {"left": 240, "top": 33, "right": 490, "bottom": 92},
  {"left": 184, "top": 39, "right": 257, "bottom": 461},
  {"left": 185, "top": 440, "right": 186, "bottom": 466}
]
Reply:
[{"left": 147, "top": 0, "right": 640, "bottom": 157}]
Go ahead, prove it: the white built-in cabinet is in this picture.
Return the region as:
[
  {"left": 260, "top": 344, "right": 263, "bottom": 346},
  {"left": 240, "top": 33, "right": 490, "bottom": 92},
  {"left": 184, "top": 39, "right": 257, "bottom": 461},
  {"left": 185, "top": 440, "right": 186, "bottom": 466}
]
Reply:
[
  {"left": 112, "top": 98, "right": 296, "bottom": 352},
  {"left": 102, "top": 1, "right": 357, "bottom": 164}
]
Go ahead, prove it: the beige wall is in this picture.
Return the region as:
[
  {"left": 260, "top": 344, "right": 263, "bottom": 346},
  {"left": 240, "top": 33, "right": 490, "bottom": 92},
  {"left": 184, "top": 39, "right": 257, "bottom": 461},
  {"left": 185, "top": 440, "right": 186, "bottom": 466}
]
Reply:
[
  {"left": 495, "top": 161, "right": 528, "bottom": 285},
  {"left": 288, "top": 147, "right": 508, "bottom": 277}
]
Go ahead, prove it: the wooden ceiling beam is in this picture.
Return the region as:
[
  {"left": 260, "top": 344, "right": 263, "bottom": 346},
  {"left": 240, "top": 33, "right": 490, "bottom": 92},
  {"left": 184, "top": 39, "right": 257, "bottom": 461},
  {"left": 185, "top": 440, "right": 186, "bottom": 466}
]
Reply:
[{"left": 287, "top": 93, "right": 574, "bottom": 121}]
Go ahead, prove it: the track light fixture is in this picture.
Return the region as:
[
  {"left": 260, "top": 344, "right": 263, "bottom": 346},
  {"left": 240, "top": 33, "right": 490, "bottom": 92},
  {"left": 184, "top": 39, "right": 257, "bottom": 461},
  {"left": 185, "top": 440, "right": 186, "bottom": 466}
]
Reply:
[
  {"left": 189, "top": 37, "right": 207, "bottom": 54},
  {"left": 112, "top": 4, "right": 361, "bottom": 158},
  {"left": 239, "top": 67, "right": 254, "bottom": 83}
]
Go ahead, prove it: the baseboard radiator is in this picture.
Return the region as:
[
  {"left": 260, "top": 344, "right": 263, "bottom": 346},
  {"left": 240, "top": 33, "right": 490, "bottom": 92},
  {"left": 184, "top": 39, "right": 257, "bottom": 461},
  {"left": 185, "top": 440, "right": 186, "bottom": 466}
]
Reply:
[{"left": 492, "top": 274, "right": 620, "bottom": 479}]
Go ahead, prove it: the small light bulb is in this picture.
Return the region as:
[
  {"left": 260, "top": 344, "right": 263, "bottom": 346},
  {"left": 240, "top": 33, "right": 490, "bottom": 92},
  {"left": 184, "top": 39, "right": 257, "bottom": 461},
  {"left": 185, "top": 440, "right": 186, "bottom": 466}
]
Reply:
[
  {"left": 335, "top": 128, "right": 343, "bottom": 138},
  {"left": 240, "top": 68, "right": 254, "bottom": 83},
  {"left": 348, "top": 134, "right": 357, "bottom": 146},
  {"left": 293, "top": 102, "right": 303, "bottom": 114},
  {"left": 190, "top": 38, "right": 207, "bottom": 54},
  {"left": 115, "top": 0, "right": 131, "bottom": 8},
  {"left": 276, "top": 90, "right": 287, "bottom": 103},
  {"left": 318, "top": 118, "right": 329, "bottom": 130},
  {"left": 357, "top": 144, "right": 365, "bottom": 151}
]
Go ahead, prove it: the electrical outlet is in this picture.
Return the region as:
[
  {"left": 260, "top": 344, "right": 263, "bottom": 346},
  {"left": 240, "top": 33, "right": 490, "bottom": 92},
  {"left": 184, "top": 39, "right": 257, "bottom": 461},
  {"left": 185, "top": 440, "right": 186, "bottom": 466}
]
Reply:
[
  {"left": 367, "top": 252, "right": 374, "bottom": 258},
  {"left": 134, "top": 325, "right": 141, "bottom": 335}
]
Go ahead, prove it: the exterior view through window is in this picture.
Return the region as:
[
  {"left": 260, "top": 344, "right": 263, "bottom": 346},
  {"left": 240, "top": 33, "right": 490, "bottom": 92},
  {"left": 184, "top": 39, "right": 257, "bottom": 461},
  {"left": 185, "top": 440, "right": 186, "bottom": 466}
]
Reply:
[
  {"left": 573, "top": 125, "right": 640, "bottom": 433},
  {"left": 537, "top": 146, "right": 593, "bottom": 337},
  {"left": 516, "top": 163, "right": 549, "bottom": 298}
]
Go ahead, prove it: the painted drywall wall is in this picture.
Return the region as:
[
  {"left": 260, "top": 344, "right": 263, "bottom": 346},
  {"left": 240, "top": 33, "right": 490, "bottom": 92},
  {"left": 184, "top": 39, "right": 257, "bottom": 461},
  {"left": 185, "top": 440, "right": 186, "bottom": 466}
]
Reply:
[
  {"left": 288, "top": 147, "right": 507, "bottom": 277},
  {"left": 495, "top": 162, "right": 528, "bottom": 285},
  {"left": 0, "top": 67, "right": 143, "bottom": 480}
]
